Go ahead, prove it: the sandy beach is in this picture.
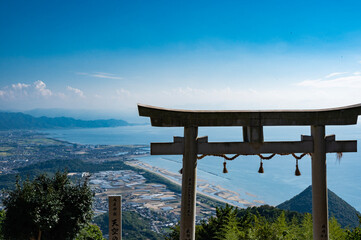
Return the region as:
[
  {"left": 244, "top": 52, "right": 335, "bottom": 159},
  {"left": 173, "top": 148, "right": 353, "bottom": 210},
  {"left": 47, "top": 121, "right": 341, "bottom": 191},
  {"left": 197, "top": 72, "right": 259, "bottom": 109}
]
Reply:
[{"left": 126, "top": 160, "right": 263, "bottom": 208}]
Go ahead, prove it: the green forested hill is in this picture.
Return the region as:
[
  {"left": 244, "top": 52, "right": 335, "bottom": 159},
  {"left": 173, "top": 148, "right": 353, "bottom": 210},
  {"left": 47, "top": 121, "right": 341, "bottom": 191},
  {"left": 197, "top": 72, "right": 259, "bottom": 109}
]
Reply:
[
  {"left": 277, "top": 185, "right": 360, "bottom": 228},
  {"left": 0, "top": 112, "right": 129, "bottom": 130},
  {"left": 237, "top": 204, "right": 304, "bottom": 223}
]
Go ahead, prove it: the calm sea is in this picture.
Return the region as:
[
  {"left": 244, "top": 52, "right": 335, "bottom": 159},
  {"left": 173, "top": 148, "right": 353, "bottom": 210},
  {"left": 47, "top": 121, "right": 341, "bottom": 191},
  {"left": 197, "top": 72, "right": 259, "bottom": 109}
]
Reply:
[{"left": 41, "top": 124, "right": 361, "bottom": 212}]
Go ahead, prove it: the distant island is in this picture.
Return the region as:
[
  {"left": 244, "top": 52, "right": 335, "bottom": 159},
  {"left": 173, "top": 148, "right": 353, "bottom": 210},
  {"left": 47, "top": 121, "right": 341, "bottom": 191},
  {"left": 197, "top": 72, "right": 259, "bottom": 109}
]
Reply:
[{"left": 0, "top": 111, "right": 130, "bottom": 130}]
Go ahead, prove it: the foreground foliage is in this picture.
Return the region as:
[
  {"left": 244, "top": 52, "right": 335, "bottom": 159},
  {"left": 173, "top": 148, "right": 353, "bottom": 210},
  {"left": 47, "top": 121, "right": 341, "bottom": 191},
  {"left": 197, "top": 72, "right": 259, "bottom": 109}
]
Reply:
[
  {"left": 75, "top": 224, "right": 105, "bottom": 240},
  {"left": 345, "top": 215, "right": 361, "bottom": 239},
  {"left": 166, "top": 205, "right": 361, "bottom": 240},
  {"left": 1, "top": 172, "right": 94, "bottom": 240},
  {"left": 93, "top": 211, "right": 163, "bottom": 240}
]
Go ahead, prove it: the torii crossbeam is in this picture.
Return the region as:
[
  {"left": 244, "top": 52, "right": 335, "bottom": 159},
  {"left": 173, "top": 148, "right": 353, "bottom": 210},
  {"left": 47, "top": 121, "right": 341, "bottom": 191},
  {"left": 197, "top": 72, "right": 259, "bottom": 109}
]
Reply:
[{"left": 138, "top": 103, "right": 361, "bottom": 240}]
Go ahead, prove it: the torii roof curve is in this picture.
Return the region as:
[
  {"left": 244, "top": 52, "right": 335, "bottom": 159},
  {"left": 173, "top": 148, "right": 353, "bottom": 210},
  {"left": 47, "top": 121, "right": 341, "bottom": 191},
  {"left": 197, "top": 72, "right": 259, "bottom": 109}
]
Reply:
[{"left": 138, "top": 103, "right": 361, "bottom": 127}]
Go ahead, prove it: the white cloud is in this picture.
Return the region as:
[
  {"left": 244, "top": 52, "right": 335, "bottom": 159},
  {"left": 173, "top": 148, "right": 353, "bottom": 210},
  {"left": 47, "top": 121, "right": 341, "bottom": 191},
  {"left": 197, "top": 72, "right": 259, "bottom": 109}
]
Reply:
[
  {"left": 130, "top": 78, "right": 361, "bottom": 111},
  {"left": 324, "top": 72, "right": 348, "bottom": 78},
  {"left": 0, "top": 80, "right": 92, "bottom": 109},
  {"left": 0, "top": 80, "right": 54, "bottom": 101},
  {"left": 297, "top": 74, "right": 361, "bottom": 88},
  {"left": 115, "top": 88, "right": 131, "bottom": 96},
  {"left": 57, "top": 92, "right": 66, "bottom": 99},
  {"left": 1, "top": 69, "right": 360, "bottom": 112},
  {"left": 34, "top": 80, "right": 52, "bottom": 96},
  {"left": 67, "top": 86, "right": 85, "bottom": 98},
  {"left": 76, "top": 72, "right": 123, "bottom": 80},
  {"left": 12, "top": 83, "right": 30, "bottom": 90}
]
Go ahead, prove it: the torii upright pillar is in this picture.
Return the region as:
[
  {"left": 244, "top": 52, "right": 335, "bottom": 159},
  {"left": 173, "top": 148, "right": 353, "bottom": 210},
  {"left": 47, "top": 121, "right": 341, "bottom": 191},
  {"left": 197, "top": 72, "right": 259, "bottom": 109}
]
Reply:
[
  {"left": 138, "top": 103, "right": 361, "bottom": 240},
  {"left": 181, "top": 126, "right": 198, "bottom": 240},
  {"left": 312, "top": 125, "right": 328, "bottom": 239}
]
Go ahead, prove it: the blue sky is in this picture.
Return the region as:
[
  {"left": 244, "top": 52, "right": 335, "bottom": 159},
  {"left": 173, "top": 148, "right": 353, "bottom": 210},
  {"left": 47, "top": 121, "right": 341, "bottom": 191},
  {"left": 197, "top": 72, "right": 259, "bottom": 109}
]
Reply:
[{"left": 1, "top": 0, "right": 361, "bottom": 115}]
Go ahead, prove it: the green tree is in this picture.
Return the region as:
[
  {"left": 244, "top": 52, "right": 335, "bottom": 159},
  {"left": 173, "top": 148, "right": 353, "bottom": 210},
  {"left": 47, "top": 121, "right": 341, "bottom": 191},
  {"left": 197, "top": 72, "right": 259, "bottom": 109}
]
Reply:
[
  {"left": 272, "top": 212, "right": 287, "bottom": 239},
  {"left": 0, "top": 210, "right": 5, "bottom": 239},
  {"left": 250, "top": 214, "right": 278, "bottom": 240},
  {"left": 1, "top": 171, "right": 94, "bottom": 240},
  {"left": 346, "top": 226, "right": 361, "bottom": 240},
  {"left": 285, "top": 215, "right": 302, "bottom": 240},
  {"left": 346, "top": 215, "right": 361, "bottom": 240},
  {"left": 166, "top": 205, "right": 356, "bottom": 240},
  {"left": 75, "top": 224, "right": 105, "bottom": 240},
  {"left": 165, "top": 225, "right": 180, "bottom": 240},
  {"left": 166, "top": 205, "right": 246, "bottom": 240},
  {"left": 299, "top": 213, "right": 313, "bottom": 240},
  {"left": 329, "top": 216, "right": 346, "bottom": 240},
  {"left": 197, "top": 204, "right": 238, "bottom": 240},
  {"left": 215, "top": 209, "right": 242, "bottom": 240}
]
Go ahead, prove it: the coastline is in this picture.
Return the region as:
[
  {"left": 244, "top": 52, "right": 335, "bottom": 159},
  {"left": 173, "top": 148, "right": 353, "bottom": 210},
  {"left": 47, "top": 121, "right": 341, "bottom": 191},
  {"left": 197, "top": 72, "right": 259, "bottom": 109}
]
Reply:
[
  {"left": 126, "top": 159, "right": 259, "bottom": 208},
  {"left": 37, "top": 129, "right": 258, "bottom": 208},
  {"left": 36, "top": 127, "right": 361, "bottom": 213}
]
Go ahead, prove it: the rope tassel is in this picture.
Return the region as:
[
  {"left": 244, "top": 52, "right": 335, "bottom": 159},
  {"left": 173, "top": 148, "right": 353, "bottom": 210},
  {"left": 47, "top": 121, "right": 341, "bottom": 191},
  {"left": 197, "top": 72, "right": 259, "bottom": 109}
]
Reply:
[
  {"left": 258, "top": 160, "right": 264, "bottom": 174},
  {"left": 295, "top": 159, "right": 301, "bottom": 176},
  {"left": 337, "top": 152, "right": 343, "bottom": 162},
  {"left": 223, "top": 161, "right": 228, "bottom": 173}
]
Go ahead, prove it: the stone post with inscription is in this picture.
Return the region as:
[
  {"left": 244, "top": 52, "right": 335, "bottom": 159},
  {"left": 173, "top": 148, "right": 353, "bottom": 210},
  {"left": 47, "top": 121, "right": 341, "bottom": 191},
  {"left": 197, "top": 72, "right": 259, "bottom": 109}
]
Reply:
[{"left": 109, "top": 195, "right": 122, "bottom": 240}]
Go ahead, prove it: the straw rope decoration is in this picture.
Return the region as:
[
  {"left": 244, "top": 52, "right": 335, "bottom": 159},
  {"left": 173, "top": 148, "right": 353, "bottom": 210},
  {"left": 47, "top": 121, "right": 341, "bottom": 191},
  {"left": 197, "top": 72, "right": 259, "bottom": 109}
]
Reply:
[{"left": 178, "top": 152, "right": 341, "bottom": 175}]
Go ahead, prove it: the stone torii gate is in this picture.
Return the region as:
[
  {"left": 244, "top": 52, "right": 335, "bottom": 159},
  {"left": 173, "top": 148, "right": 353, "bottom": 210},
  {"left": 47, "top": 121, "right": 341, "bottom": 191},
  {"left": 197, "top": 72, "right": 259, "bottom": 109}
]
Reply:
[{"left": 138, "top": 103, "right": 361, "bottom": 240}]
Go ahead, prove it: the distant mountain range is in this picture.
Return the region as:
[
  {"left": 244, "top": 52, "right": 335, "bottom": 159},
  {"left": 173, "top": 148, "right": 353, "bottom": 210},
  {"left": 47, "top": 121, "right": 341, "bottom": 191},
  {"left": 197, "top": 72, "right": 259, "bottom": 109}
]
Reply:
[
  {"left": 22, "top": 108, "right": 136, "bottom": 121},
  {"left": 277, "top": 185, "right": 360, "bottom": 228},
  {"left": 0, "top": 111, "right": 130, "bottom": 130}
]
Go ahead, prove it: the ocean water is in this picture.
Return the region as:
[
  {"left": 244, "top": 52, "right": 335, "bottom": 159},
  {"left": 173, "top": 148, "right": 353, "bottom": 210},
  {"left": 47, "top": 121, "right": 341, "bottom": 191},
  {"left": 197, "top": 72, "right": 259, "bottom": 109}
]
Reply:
[{"left": 42, "top": 124, "right": 361, "bottom": 212}]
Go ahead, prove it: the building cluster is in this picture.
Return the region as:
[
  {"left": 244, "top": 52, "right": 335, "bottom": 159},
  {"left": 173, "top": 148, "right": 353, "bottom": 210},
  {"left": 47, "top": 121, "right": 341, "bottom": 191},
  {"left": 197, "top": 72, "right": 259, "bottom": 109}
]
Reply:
[
  {"left": 88, "top": 169, "right": 217, "bottom": 233},
  {"left": 88, "top": 170, "right": 181, "bottom": 232}
]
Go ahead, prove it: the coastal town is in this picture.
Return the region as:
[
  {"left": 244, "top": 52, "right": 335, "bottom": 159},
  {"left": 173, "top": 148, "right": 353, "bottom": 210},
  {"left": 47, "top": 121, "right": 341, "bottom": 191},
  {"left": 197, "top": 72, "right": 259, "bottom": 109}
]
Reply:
[
  {"left": 0, "top": 130, "right": 270, "bottom": 235},
  {"left": 87, "top": 169, "right": 218, "bottom": 232},
  {"left": 0, "top": 130, "right": 227, "bottom": 234}
]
